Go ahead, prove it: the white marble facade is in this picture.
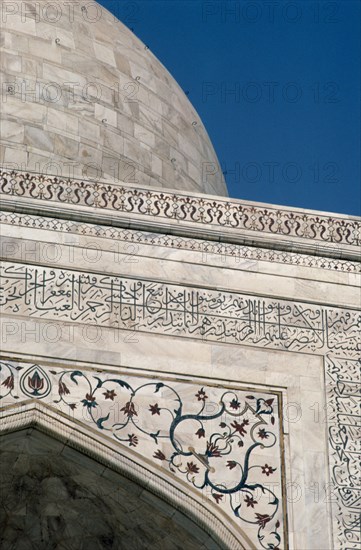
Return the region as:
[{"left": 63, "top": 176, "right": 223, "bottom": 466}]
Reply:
[
  {"left": 1, "top": 171, "right": 360, "bottom": 549},
  {"left": 0, "top": 2, "right": 360, "bottom": 549}
]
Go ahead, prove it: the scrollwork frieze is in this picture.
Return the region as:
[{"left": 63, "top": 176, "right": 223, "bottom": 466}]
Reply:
[{"left": 1, "top": 169, "right": 359, "bottom": 254}]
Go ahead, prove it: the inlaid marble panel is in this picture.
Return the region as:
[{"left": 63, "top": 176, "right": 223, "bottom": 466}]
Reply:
[{"left": 0, "top": 359, "right": 285, "bottom": 550}]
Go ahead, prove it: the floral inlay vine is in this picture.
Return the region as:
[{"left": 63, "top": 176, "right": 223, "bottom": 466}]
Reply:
[{"left": 0, "top": 360, "right": 284, "bottom": 549}]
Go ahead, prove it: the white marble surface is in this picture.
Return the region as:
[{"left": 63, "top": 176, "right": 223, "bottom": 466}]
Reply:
[
  {"left": 0, "top": 226, "right": 359, "bottom": 309},
  {"left": 0, "top": 204, "right": 359, "bottom": 548},
  {"left": 0, "top": 1, "right": 227, "bottom": 195},
  {"left": 0, "top": 328, "right": 330, "bottom": 549},
  {"left": 0, "top": 2, "right": 359, "bottom": 548}
]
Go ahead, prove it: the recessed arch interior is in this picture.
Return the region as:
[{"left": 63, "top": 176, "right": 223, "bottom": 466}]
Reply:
[{"left": 0, "top": 427, "right": 222, "bottom": 550}]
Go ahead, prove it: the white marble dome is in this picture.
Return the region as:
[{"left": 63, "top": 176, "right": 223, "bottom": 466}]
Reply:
[{"left": 0, "top": 0, "right": 227, "bottom": 195}]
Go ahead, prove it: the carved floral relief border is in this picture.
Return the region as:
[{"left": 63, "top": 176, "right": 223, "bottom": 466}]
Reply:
[
  {"left": 0, "top": 359, "right": 285, "bottom": 550},
  {"left": 1, "top": 211, "right": 360, "bottom": 273},
  {"left": 1, "top": 170, "right": 359, "bottom": 250}
]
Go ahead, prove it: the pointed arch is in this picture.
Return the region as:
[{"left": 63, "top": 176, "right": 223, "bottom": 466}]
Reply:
[{"left": 0, "top": 400, "right": 255, "bottom": 549}]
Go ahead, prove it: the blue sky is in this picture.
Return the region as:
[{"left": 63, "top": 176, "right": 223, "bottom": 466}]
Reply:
[{"left": 99, "top": 0, "right": 360, "bottom": 215}]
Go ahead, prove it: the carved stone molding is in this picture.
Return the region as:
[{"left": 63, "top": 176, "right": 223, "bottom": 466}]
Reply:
[
  {"left": 1, "top": 211, "right": 360, "bottom": 273},
  {"left": 1, "top": 170, "right": 360, "bottom": 259}
]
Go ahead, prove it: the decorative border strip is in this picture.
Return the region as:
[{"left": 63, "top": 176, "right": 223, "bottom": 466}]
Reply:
[
  {"left": 1, "top": 261, "right": 360, "bottom": 357},
  {"left": 1, "top": 211, "right": 360, "bottom": 273},
  {"left": 325, "top": 357, "right": 361, "bottom": 550},
  {"left": 1, "top": 170, "right": 359, "bottom": 251}
]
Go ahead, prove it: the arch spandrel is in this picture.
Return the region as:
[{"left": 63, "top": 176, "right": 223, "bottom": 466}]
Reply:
[{"left": 0, "top": 360, "right": 286, "bottom": 549}]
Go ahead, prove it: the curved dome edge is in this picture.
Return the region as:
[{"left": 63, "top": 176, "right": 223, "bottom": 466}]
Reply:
[{"left": 0, "top": 0, "right": 228, "bottom": 197}]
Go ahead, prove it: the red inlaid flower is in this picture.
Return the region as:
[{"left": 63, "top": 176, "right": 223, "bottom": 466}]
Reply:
[
  {"left": 103, "top": 389, "right": 116, "bottom": 400},
  {"left": 244, "top": 494, "right": 258, "bottom": 508},
  {"left": 28, "top": 371, "right": 44, "bottom": 394},
  {"left": 230, "top": 398, "right": 240, "bottom": 410},
  {"left": 261, "top": 464, "right": 276, "bottom": 476},
  {"left": 255, "top": 513, "right": 271, "bottom": 528},
  {"left": 154, "top": 449, "right": 166, "bottom": 461},
  {"left": 149, "top": 403, "right": 161, "bottom": 415},
  {"left": 186, "top": 462, "right": 199, "bottom": 474},
  {"left": 59, "top": 381, "right": 70, "bottom": 396},
  {"left": 206, "top": 442, "right": 221, "bottom": 457},
  {"left": 195, "top": 387, "right": 208, "bottom": 401},
  {"left": 231, "top": 419, "right": 248, "bottom": 436},
  {"left": 195, "top": 427, "right": 205, "bottom": 438},
  {"left": 1, "top": 375, "right": 14, "bottom": 390},
  {"left": 81, "top": 393, "right": 97, "bottom": 408},
  {"left": 128, "top": 434, "right": 138, "bottom": 447},
  {"left": 258, "top": 428, "right": 269, "bottom": 440},
  {"left": 121, "top": 401, "right": 137, "bottom": 417}
]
